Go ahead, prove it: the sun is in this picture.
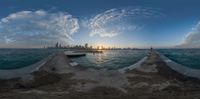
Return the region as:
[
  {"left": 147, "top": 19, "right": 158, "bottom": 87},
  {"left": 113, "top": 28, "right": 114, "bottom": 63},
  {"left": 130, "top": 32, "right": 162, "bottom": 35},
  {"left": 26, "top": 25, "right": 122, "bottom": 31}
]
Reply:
[
  {"left": 96, "top": 44, "right": 105, "bottom": 50},
  {"left": 99, "top": 46, "right": 102, "bottom": 50}
]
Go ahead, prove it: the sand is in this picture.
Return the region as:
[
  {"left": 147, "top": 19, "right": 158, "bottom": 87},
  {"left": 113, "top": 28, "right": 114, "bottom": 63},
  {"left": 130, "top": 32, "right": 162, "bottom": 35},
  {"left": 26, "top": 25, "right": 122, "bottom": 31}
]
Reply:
[{"left": 1, "top": 50, "right": 200, "bottom": 99}]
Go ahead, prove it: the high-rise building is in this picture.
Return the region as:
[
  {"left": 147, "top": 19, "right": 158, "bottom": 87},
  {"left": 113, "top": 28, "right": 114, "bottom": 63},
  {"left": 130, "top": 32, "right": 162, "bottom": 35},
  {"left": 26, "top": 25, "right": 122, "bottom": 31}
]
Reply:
[{"left": 85, "top": 43, "right": 88, "bottom": 49}]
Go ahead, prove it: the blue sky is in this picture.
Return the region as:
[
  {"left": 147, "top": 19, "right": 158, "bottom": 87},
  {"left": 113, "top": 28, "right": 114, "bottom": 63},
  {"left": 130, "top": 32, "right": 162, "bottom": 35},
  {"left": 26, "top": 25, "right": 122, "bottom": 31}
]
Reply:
[{"left": 0, "top": 0, "right": 200, "bottom": 48}]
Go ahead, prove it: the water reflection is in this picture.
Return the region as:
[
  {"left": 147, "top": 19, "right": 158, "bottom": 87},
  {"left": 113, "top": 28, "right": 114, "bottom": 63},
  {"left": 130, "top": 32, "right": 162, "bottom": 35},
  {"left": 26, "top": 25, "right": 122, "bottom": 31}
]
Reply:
[{"left": 70, "top": 50, "right": 147, "bottom": 69}]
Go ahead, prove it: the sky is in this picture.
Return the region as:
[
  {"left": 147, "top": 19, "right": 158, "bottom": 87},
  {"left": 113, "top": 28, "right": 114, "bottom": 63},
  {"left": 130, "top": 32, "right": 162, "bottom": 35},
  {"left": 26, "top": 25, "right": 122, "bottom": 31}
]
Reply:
[{"left": 0, "top": 0, "right": 200, "bottom": 48}]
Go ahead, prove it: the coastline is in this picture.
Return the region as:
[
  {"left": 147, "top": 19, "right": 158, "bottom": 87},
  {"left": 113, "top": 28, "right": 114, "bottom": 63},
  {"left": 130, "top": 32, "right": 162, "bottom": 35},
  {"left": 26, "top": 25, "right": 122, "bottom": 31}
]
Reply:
[{"left": 0, "top": 50, "right": 200, "bottom": 99}]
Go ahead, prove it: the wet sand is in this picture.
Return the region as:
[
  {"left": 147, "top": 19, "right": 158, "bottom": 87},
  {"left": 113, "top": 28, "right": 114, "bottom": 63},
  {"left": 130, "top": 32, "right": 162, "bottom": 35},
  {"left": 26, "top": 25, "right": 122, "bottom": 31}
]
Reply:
[{"left": 0, "top": 50, "right": 200, "bottom": 99}]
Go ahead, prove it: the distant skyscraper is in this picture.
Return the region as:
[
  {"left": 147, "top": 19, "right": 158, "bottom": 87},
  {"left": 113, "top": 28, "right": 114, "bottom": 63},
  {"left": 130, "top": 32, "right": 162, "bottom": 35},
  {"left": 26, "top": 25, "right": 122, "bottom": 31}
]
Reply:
[
  {"left": 101, "top": 45, "right": 104, "bottom": 50},
  {"left": 85, "top": 43, "right": 88, "bottom": 49},
  {"left": 90, "top": 46, "right": 93, "bottom": 49},
  {"left": 55, "top": 42, "right": 59, "bottom": 48}
]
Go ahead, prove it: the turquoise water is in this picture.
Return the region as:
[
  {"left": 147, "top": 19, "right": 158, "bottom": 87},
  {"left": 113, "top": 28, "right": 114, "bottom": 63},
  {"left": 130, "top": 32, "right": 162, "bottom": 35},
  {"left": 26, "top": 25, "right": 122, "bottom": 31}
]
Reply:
[
  {"left": 157, "top": 49, "right": 200, "bottom": 69},
  {"left": 70, "top": 50, "right": 147, "bottom": 69},
  {"left": 0, "top": 49, "right": 57, "bottom": 70}
]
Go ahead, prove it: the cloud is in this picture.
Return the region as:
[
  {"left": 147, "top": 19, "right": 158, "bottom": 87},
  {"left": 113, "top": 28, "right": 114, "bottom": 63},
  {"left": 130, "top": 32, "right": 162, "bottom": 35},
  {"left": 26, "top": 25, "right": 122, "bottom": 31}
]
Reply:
[
  {"left": 176, "top": 22, "right": 200, "bottom": 48},
  {"left": 0, "top": 10, "right": 79, "bottom": 48},
  {"left": 87, "top": 7, "right": 161, "bottom": 38}
]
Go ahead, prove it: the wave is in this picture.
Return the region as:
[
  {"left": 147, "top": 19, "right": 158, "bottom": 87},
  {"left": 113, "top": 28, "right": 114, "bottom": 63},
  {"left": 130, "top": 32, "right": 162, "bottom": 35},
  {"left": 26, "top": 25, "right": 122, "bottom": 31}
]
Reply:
[
  {"left": 158, "top": 52, "right": 200, "bottom": 79},
  {"left": 0, "top": 54, "right": 55, "bottom": 80},
  {"left": 118, "top": 56, "right": 147, "bottom": 73}
]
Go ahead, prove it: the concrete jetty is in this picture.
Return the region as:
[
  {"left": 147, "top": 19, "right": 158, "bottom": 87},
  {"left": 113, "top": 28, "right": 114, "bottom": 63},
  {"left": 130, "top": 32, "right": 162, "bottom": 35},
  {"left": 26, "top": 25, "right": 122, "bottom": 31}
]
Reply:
[{"left": 1, "top": 51, "right": 200, "bottom": 99}]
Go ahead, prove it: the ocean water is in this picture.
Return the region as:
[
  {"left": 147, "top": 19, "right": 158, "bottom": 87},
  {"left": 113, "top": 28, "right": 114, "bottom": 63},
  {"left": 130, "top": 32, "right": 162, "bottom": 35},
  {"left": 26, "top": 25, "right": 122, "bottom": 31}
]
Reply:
[
  {"left": 70, "top": 50, "right": 147, "bottom": 69},
  {"left": 0, "top": 49, "right": 57, "bottom": 70},
  {"left": 157, "top": 49, "right": 200, "bottom": 69}
]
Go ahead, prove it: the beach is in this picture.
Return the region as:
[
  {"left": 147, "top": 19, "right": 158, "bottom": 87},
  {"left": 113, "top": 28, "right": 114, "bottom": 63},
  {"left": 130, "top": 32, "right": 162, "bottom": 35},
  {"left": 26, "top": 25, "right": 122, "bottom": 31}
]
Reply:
[{"left": 0, "top": 50, "right": 200, "bottom": 99}]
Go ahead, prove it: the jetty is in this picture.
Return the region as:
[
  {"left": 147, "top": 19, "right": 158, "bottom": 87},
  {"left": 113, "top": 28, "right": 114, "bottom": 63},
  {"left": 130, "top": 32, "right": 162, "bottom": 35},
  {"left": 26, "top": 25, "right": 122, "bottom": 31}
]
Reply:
[
  {"left": 0, "top": 50, "right": 200, "bottom": 99},
  {"left": 64, "top": 51, "right": 86, "bottom": 57}
]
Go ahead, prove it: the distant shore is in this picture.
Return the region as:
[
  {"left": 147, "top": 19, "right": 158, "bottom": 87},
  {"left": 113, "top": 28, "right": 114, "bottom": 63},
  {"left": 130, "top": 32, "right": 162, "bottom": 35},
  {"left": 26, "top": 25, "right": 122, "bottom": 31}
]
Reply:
[{"left": 0, "top": 50, "right": 200, "bottom": 99}]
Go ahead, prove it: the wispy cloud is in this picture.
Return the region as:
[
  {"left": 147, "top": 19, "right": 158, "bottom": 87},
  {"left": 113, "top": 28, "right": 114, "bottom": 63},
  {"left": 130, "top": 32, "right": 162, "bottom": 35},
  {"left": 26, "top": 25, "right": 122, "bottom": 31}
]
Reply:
[
  {"left": 0, "top": 10, "right": 79, "bottom": 48},
  {"left": 176, "top": 21, "right": 200, "bottom": 48},
  {"left": 86, "top": 7, "right": 161, "bottom": 38}
]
